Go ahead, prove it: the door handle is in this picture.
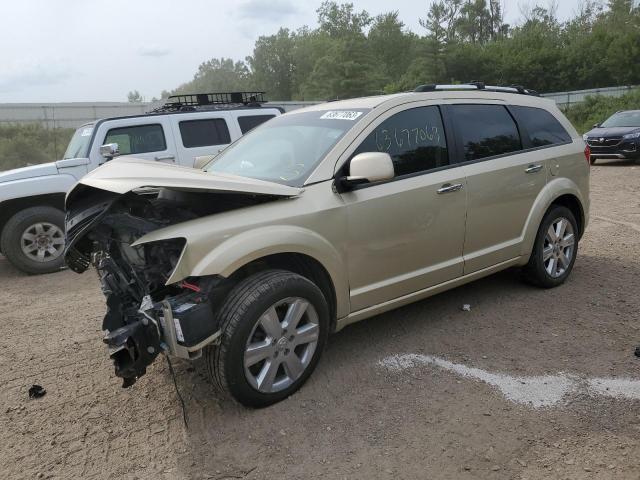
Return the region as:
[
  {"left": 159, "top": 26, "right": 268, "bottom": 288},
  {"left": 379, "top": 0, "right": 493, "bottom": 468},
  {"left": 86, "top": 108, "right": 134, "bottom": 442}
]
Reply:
[
  {"left": 154, "top": 155, "right": 175, "bottom": 161},
  {"left": 437, "top": 183, "right": 464, "bottom": 194},
  {"left": 525, "top": 164, "right": 543, "bottom": 174}
]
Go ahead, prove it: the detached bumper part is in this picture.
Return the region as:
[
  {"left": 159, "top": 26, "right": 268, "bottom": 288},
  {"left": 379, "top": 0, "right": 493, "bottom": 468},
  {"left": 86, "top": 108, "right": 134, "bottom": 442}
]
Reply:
[
  {"left": 103, "top": 318, "right": 161, "bottom": 388},
  {"left": 103, "top": 291, "right": 221, "bottom": 387}
]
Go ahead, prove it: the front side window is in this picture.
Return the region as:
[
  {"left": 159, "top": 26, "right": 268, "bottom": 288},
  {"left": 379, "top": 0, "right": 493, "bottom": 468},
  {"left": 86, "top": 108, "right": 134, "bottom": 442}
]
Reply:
[
  {"left": 238, "top": 115, "right": 276, "bottom": 134},
  {"left": 103, "top": 124, "right": 166, "bottom": 155},
  {"left": 511, "top": 106, "right": 571, "bottom": 147},
  {"left": 351, "top": 106, "right": 449, "bottom": 177},
  {"left": 451, "top": 105, "right": 521, "bottom": 161},
  {"left": 179, "top": 119, "right": 231, "bottom": 148},
  {"left": 207, "top": 109, "right": 370, "bottom": 186}
]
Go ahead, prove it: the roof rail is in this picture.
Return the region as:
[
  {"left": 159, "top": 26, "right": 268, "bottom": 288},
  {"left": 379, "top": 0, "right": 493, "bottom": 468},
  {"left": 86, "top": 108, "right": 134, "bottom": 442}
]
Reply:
[
  {"left": 152, "top": 91, "right": 267, "bottom": 113},
  {"left": 414, "top": 82, "right": 539, "bottom": 96}
]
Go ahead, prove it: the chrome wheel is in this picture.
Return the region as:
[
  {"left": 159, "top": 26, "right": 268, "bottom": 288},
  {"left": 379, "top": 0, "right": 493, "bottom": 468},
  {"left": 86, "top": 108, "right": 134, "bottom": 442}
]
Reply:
[
  {"left": 543, "top": 217, "right": 575, "bottom": 278},
  {"left": 244, "top": 297, "right": 319, "bottom": 394},
  {"left": 20, "top": 222, "right": 65, "bottom": 263}
]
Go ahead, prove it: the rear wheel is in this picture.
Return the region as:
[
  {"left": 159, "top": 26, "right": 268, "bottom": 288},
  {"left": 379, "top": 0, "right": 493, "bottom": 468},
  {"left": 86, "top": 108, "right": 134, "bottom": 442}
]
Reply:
[
  {"left": 523, "top": 205, "right": 578, "bottom": 288},
  {"left": 206, "top": 270, "right": 329, "bottom": 407},
  {"left": 0, "top": 206, "right": 66, "bottom": 274}
]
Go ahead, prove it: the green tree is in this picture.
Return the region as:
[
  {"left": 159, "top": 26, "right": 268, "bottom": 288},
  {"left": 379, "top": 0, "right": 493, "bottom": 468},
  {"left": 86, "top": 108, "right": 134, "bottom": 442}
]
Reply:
[
  {"left": 172, "top": 58, "right": 253, "bottom": 94},
  {"left": 127, "top": 90, "right": 143, "bottom": 102},
  {"left": 249, "top": 28, "right": 295, "bottom": 100}
]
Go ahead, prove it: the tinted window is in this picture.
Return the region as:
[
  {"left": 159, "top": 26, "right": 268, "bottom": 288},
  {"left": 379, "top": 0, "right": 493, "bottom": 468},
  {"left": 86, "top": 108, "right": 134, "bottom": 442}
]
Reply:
[
  {"left": 352, "top": 106, "right": 448, "bottom": 177},
  {"left": 104, "top": 124, "right": 166, "bottom": 155},
  {"left": 452, "top": 105, "right": 521, "bottom": 161},
  {"left": 511, "top": 106, "right": 571, "bottom": 146},
  {"left": 179, "top": 119, "right": 231, "bottom": 148},
  {"left": 238, "top": 115, "right": 276, "bottom": 134}
]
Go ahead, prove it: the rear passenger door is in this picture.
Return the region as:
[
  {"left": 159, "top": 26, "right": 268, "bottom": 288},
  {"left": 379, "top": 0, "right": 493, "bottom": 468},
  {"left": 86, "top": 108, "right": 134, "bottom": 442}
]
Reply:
[
  {"left": 448, "top": 103, "right": 560, "bottom": 273},
  {"left": 170, "top": 112, "right": 234, "bottom": 168}
]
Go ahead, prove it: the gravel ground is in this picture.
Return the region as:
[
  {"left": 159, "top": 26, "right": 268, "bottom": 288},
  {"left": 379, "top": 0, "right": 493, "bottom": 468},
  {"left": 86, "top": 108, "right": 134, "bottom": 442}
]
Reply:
[{"left": 1, "top": 159, "right": 639, "bottom": 479}]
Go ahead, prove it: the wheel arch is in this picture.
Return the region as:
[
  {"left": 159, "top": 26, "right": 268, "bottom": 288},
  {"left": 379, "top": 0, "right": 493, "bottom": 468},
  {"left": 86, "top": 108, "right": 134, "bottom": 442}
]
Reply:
[
  {"left": 520, "top": 178, "right": 588, "bottom": 261},
  {"left": 226, "top": 253, "right": 339, "bottom": 332},
  {"left": 0, "top": 193, "right": 66, "bottom": 246}
]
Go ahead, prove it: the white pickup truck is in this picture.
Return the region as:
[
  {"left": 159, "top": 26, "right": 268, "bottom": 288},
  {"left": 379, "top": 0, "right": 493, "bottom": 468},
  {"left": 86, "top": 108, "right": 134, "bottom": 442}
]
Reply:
[{"left": 0, "top": 92, "right": 281, "bottom": 274}]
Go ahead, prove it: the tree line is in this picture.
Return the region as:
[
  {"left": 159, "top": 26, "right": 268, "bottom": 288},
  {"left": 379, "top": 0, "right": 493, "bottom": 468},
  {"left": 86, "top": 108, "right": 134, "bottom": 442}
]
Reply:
[{"left": 165, "top": 0, "right": 640, "bottom": 101}]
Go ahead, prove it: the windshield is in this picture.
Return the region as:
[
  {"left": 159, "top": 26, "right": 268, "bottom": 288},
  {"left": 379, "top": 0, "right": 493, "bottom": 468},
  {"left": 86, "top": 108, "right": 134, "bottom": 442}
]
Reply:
[
  {"left": 63, "top": 124, "right": 94, "bottom": 159},
  {"left": 601, "top": 111, "right": 640, "bottom": 128},
  {"left": 205, "top": 109, "right": 370, "bottom": 186}
]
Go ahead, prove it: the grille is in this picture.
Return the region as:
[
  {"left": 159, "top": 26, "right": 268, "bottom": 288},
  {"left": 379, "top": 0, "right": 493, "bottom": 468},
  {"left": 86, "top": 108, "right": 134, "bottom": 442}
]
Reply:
[{"left": 587, "top": 137, "right": 622, "bottom": 147}]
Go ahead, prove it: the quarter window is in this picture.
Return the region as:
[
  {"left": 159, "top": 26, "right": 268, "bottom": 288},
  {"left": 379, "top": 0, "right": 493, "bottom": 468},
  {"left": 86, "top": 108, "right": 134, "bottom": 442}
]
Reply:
[
  {"left": 238, "top": 115, "right": 276, "bottom": 134},
  {"left": 451, "top": 105, "right": 522, "bottom": 161},
  {"left": 510, "top": 106, "right": 572, "bottom": 147},
  {"left": 103, "top": 124, "right": 166, "bottom": 155},
  {"left": 352, "top": 106, "right": 449, "bottom": 177},
  {"left": 179, "top": 119, "right": 231, "bottom": 148}
]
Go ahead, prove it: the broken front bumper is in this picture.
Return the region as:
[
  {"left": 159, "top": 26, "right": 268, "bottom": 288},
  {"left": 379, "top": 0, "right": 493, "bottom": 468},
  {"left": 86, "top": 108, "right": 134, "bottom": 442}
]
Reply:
[{"left": 104, "top": 291, "right": 221, "bottom": 387}]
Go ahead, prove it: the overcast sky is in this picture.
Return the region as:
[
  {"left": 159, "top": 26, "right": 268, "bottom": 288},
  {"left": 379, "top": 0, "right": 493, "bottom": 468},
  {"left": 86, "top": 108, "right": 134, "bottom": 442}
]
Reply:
[{"left": 0, "top": 0, "right": 585, "bottom": 103}]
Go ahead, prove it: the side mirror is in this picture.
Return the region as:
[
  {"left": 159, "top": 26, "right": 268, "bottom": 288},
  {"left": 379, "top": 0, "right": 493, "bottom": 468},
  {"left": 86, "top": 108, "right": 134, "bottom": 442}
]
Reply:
[
  {"left": 593, "top": 123, "right": 600, "bottom": 128},
  {"left": 194, "top": 154, "right": 216, "bottom": 170},
  {"left": 340, "top": 152, "right": 394, "bottom": 189},
  {"left": 99, "top": 143, "right": 120, "bottom": 161}
]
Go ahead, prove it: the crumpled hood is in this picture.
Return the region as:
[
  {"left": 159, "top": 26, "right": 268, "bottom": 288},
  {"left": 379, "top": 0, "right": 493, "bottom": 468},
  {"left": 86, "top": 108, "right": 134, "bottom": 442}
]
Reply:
[
  {"left": 67, "top": 157, "right": 302, "bottom": 202},
  {"left": 585, "top": 126, "right": 640, "bottom": 137},
  {"left": 0, "top": 162, "right": 58, "bottom": 183}
]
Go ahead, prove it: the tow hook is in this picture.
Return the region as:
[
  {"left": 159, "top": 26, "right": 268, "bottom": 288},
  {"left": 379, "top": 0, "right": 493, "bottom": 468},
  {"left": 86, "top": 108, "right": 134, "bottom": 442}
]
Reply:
[{"left": 103, "top": 318, "right": 161, "bottom": 388}]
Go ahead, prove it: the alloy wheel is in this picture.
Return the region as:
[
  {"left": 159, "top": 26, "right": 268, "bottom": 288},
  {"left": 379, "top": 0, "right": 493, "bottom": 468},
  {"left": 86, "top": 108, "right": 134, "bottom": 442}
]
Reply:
[
  {"left": 20, "top": 222, "right": 65, "bottom": 263},
  {"left": 542, "top": 217, "right": 575, "bottom": 278},
  {"left": 244, "top": 297, "right": 320, "bottom": 393}
]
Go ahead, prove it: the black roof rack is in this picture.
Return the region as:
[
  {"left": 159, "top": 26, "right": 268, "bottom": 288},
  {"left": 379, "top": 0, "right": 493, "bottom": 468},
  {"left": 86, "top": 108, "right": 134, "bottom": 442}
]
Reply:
[
  {"left": 414, "top": 82, "right": 539, "bottom": 96},
  {"left": 152, "top": 91, "right": 267, "bottom": 113}
]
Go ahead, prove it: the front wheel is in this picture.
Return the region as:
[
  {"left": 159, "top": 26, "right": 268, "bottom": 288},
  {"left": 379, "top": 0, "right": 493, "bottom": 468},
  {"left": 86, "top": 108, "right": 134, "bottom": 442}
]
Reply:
[
  {"left": 523, "top": 205, "right": 578, "bottom": 288},
  {"left": 0, "top": 206, "right": 66, "bottom": 274},
  {"left": 206, "top": 270, "right": 329, "bottom": 407}
]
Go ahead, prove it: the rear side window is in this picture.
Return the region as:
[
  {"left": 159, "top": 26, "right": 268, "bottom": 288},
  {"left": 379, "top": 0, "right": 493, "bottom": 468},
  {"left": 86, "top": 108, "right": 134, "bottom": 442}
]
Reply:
[
  {"left": 179, "top": 119, "right": 231, "bottom": 148},
  {"left": 451, "top": 105, "right": 521, "bottom": 161},
  {"left": 238, "top": 115, "right": 276, "bottom": 134},
  {"left": 510, "top": 106, "right": 572, "bottom": 147},
  {"left": 352, "top": 106, "right": 449, "bottom": 177},
  {"left": 104, "top": 124, "right": 166, "bottom": 155}
]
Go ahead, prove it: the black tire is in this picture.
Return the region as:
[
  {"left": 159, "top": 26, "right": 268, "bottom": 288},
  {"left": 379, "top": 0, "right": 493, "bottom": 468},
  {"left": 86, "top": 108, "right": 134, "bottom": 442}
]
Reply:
[
  {"left": 590, "top": 157, "right": 596, "bottom": 165},
  {"left": 0, "top": 206, "right": 66, "bottom": 275},
  {"left": 523, "top": 205, "right": 579, "bottom": 288},
  {"left": 206, "top": 269, "right": 329, "bottom": 408}
]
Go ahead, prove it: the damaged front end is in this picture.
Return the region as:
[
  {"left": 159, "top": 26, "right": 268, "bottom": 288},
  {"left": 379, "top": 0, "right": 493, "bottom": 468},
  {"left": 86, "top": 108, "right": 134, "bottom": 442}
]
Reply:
[
  {"left": 64, "top": 158, "right": 300, "bottom": 388},
  {"left": 65, "top": 188, "right": 231, "bottom": 387}
]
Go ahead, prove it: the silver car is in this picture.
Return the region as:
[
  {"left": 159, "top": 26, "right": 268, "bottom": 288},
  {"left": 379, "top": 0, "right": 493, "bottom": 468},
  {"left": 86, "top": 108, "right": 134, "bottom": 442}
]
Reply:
[{"left": 65, "top": 84, "right": 590, "bottom": 407}]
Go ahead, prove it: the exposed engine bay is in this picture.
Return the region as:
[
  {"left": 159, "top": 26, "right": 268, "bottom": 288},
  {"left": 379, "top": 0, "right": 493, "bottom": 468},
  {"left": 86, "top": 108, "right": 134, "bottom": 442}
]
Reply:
[{"left": 65, "top": 185, "right": 277, "bottom": 387}]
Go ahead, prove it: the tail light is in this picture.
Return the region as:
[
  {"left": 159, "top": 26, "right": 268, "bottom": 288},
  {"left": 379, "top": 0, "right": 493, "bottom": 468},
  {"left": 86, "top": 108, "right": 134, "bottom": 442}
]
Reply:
[{"left": 584, "top": 144, "right": 591, "bottom": 165}]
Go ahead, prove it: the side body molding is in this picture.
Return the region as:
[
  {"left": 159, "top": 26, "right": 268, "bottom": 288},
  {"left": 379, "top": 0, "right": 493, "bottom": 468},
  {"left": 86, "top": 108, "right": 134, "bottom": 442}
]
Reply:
[{"left": 519, "top": 176, "right": 589, "bottom": 262}]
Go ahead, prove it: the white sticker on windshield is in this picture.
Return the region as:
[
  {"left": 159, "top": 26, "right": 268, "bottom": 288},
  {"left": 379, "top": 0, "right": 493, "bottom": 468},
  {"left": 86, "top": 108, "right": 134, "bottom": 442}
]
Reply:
[
  {"left": 320, "top": 110, "right": 363, "bottom": 121},
  {"left": 80, "top": 128, "right": 93, "bottom": 137}
]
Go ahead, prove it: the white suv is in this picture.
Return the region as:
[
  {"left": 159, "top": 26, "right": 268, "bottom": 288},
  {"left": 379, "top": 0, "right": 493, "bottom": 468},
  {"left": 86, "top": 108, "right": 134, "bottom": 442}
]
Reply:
[{"left": 0, "top": 92, "right": 281, "bottom": 274}]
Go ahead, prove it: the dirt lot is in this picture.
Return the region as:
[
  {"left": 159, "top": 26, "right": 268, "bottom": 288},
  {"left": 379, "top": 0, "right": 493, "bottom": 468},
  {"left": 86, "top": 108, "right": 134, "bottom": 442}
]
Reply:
[{"left": 1, "top": 159, "right": 640, "bottom": 480}]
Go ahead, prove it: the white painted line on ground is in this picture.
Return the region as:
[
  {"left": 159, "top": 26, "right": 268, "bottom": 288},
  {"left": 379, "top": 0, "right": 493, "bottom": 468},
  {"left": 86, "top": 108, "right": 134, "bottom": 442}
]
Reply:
[{"left": 378, "top": 354, "right": 640, "bottom": 408}]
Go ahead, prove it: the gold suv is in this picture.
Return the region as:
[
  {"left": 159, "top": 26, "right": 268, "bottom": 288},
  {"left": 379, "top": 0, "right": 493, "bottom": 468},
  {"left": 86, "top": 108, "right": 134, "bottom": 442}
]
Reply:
[{"left": 65, "top": 84, "right": 590, "bottom": 407}]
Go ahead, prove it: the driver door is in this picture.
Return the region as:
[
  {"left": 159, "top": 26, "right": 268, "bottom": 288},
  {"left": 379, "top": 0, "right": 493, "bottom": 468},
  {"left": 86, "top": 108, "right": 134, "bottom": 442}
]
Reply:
[{"left": 338, "top": 105, "right": 468, "bottom": 312}]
